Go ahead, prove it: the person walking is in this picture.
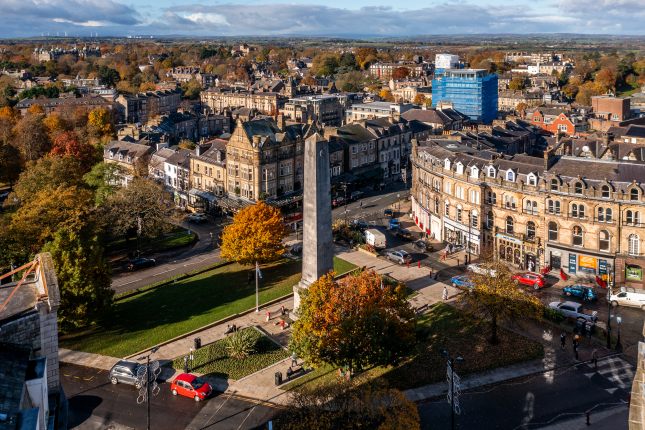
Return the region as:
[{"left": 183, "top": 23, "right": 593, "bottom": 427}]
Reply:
[
  {"left": 560, "top": 332, "right": 566, "bottom": 349},
  {"left": 442, "top": 285, "right": 449, "bottom": 301},
  {"left": 291, "top": 352, "right": 298, "bottom": 367},
  {"left": 572, "top": 336, "right": 579, "bottom": 360}
]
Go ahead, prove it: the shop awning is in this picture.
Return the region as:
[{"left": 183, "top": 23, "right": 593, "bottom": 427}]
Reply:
[{"left": 189, "top": 188, "right": 217, "bottom": 203}]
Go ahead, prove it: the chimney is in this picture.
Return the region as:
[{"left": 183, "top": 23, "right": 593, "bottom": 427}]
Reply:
[
  {"left": 277, "top": 113, "right": 285, "bottom": 131},
  {"left": 252, "top": 135, "right": 261, "bottom": 147},
  {"left": 195, "top": 144, "right": 201, "bottom": 156}
]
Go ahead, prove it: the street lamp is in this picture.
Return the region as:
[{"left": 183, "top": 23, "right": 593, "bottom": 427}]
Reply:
[
  {"left": 606, "top": 263, "right": 613, "bottom": 349},
  {"left": 137, "top": 346, "right": 160, "bottom": 430},
  {"left": 441, "top": 349, "right": 464, "bottom": 430},
  {"left": 397, "top": 193, "right": 401, "bottom": 214}
]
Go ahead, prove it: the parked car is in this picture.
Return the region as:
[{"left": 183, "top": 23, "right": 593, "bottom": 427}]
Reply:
[
  {"left": 332, "top": 196, "right": 346, "bottom": 207},
  {"left": 170, "top": 373, "right": 212, "bottom": 402},
  {"left": 450, "top": 275, "right": 474, "bottom": 289},
  {"left": 109, "top": 360, "right": 143, "bottom": 388},
  {"left": 290, "top": 243, "right": 303, "bottom": 256},
  {"left": 549, "top": 301, "right": 598, "bottom": 322},
  {"left": 385, "top": 250, "right": 412, "bottom": 265},
  {"left": 383, "top": 208, "right": 394, "bottom": 218},
  {"left": 512, "top": 272, "right": 546, "bottom": 289},
  {"left": 413, "top": 240, "right": 433, "bottom": 252},
  {"left": 186, "top": 213, "right": 208, "bottom": 223},
  {"left": 396, "top": 228, "right": 414, "bottom": 241},
  {"left": 609, "top": 290, "right": 645, "bottom": 310},
  {"left": 466, "top": 263, "right": 497, "bottom": 277},
  {"left": 352, "top": 219, "right": 369, "bottom": 231},
  {"left": 349, "top": 191, "right": 364, "bottom": 201},
  {"left": 388, "top": 218, "right": 400, "bottom": 230},
  {"left": 562, "top": 285, "right": 597, "bottom": 301},
  {"left": 127, "top": 257, "right": 156, "bottom": 271}
]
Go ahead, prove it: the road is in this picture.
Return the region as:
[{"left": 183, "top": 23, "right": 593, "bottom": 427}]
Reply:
[
  {"left": 62, "top": 363, "right": 277, "bottom": 430},
  {"left": 417, "top": 355, "right": 632, "bottom": 430}
]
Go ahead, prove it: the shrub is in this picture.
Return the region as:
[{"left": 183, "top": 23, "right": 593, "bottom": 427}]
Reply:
[{"left": 226, "top": 329, "right": 257, "bottom": 360}]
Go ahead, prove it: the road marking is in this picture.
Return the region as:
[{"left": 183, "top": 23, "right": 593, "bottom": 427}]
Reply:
[
  {"left": 370, "top": 197, "right": 383, "bottom": 202},
  {"left": 202, "top": 392, "right": 235, "bottom": 427},
  {"left": 236, "top": 404, "right": 257, "bottom": 429}
]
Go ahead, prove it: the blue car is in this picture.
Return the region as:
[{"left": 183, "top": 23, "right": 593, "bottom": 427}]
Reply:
[
  {"left": 450, "top": 275, "right": 474, "bottom": 290},
  {"left": 562, "top": 284, "right": 597, "bottom": 301},
  {"left": 388, "top": 218, "right": 400, "bottom": 230}
]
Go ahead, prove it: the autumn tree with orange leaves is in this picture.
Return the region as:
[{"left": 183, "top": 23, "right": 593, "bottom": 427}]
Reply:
[
  {"left": 220, "top": 201, "right": 286, "bottom": 266},
  {"left": 290, "top": 270, "right": 415, "bottom": 375}
]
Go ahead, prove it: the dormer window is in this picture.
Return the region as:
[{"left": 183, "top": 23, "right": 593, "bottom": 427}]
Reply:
[
  {"left": 455, "top": 162, "right": 464, "bottom": 175},
  {"left": 550, "top": 178, "right": 559, "bottom": 191},
  {"left": 471, "top": 167, "right": 479, "bottom": 178},
  {"left": 527, "top": 173, "right": 537, "bottom": 186},
  {"left": 630, "top": 188, "right": 640, "bottom": 201},
  {"left": 601, "top": 185, "right": 610, "bottom": 199},
  {"left": 506, "top": 170, "right": 515, "bottom": 182},
  {"left": 574, "top": 182, "right": 583, "bottom": 195},
  {"left": 487, "top": 166, "right": 496, "bottom": 178},
  {"left": 444, "top": 159, "right": 451, "bottom": 170}
]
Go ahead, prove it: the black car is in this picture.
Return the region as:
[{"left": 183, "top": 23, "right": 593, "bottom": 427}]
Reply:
[
  {"left": 127, "top": 257, "right": 156, "bottom": 271},
  {"left": 352, "top": 219, "right": 369, "bottom": 231},
  {"left": 396, "top": 228, "right": 414, "bottom": 241},
  {"left": 383, "top": 209, "right": 394, "bottom": 218},
  {"left": 414, "top": 240, "right": 433, "bottom": 252},
  {"left": 109, "top": 360, "right": 143, "bottom": 388}
]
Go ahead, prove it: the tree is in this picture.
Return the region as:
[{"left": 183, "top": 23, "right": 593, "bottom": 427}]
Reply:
[
  {"left": 508, "top": 77, "right": 526, "bottom": 91},
  {"left": 98, "top": 66, "right": 121, "bottom": 87},
  {"left": 43, "top": 112, "right": 69, "bottom": 137},
  {"left": 11, "top": 156, "right": 85, "bottom": 205},
  {"left": 515, "top": 102, "right": 528, "bottom": 114},
  {"left": 83, "top": 162, "right": 124, "bottom": 205},
  {"left": 338, "top": 52, "right": 358, "bottom": 72},
  {"left": 106, "top": 177, "right": 174, "bottom": 244},
  {"left": 312, "top": 53, "right": 340, "bottom": 77},
  {"left": 181, "top": 78, "right": 202, "bottom": 100},
  {"left": 0, "top": 142, "right": 21, "bottom": 185},
  {"left": 412, "top": 93, "right": 427, "bottom": 106},
  {"left": 291, "top": 270, "right": 415, "bottom": 374},
  {"left": 220, "top": 201, "right": 286, "bottom": 266},
  {"left": 378, "top": 88, "right": 394, "bottom": 102},
  {"left": 391, "top": 67, "right": 410, "bottom": 80},
  {"left": 335, "top": 71, "right": 365, "bottom": 92},
  {"left": 87, "top": 107, "right": 114, "bottom": 137},
  {"left": 13, "top": 112, "right": 50, "bottom": 162},
  {"left": 50, "top": 131, "right": 97, "bottom": 170},
  {"left": 43, "top": 225, "right": 113, "bottom": 330},
  {"left": 178, "top": 139, "right": 196, "bottom": 150},
  {"left": 595, "top": 67, "right": 617, "bottom": 92},
  {"left": 458, "top": 261, "right": 543, "bottom": 344},
  {"left": 355, "top": 47, "right": 378, "bottom": 70},
  {"left": 274, "top": 381, "right": 420, "bottom": 430}
]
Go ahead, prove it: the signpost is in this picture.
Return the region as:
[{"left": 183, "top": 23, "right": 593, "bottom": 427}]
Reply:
[{"left": 443, "top": 350, "right": 463, "bottom": 430}]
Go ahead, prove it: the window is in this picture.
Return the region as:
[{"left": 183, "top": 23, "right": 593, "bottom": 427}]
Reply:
[
  {"left": 630, "top": 188, "right": 640, "bottom": 201},
  {"left": 506, "top": 170, "right": 515, "bottom": 182},
  {"left": 626, "top": 210, "right": 641, "bottom": 225},
  {"left": 601, "top": 185, "right": 610, "bottom": 199},
  {"left": 598, "top": 207, "right": 604, "bottom": 222},
  {"left": 487, "top": 166, "right": 496, "bottom": 178},
  {"left": 527, "top": 174, "right": 537, "bottom": 186},
  {"left": 504, "top": 195, "right": 516, "bottom": 210},
  {"left": 571, "top": 203, "right": 585, "bottom": 219},
  {"left": 471, "top": 167, "right": 479, "bottom": 178},
  {"left": 574, "top": 182, "right": 583, "bottom": 195},
  {"left": 456, "top": 162, "right": 464, "bottom": 175},
  {"left": 606, "top": 208, "right": 613, "bottom": 222},
  {"left": 444, "top": 182, "right": 452, "bottom": 195},
  {"left": 550, "top": 179, "right": 559, "bottom": 191},
  {"left": 444, "top": 159, "right": 451, "bottom": 170},
  {"left": 455, "top": 185, "right": 464, "bottom": 199},
  {"left": 433, "top": 179, "right": 440, "bottom": 192},
  {"left": 629, "top": 234, "right": 640, "bottom": 256},
  {"left": 524, "top": 199, "right": 537, "bottom": 215},
  {"left": 547, "top": 199, "right": 561, "bottom": 215},
  {"left": 434, "top": 197, "right": 440, "bottom": 214},
  {"left": 457, "top": 205, "right": 463, "bottom": 222},
  {"left": 572, "top": 226, "right": 583, "bottom": 247},
  {"left": 486, "top": 211, "right": 494, "bottom": 229},
  {"left": 506, "top": 217, "right": 514, "bottom": 234},
  {"left": 486, "top": 191, "right": 497, "bottom": 205},
  {"left": 599, "top": 230, "right": 610, "bottom": 252},
  {"left": 548, "top": 222, "right": 558, "bottom": 242},
  {"left": 470, "top": 190, "right": 480, "bottom": 204},
  {"left": 471, "top": 210, "right": 478, "bottom": 228},
  {"left": 526, "top": 221, "right": 536, "bottom": 240},
  {"left": 444, "top": 202, "right": 450, "bottom": 217}
]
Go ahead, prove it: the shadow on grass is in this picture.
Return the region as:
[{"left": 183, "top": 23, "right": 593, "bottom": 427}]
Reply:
[{"left": 61, "top": 260, "right": 302, "bottom": 357}]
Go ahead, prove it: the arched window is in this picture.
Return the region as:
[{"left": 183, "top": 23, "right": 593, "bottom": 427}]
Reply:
[
  {"left": 526, "top": 221, "right": 536, "bottom": 240},
  {"left": 631, "top": 188, "right": 640, "bottom": 201},
  {"left": 574, "top": 182, "right": 583, "bottom": 195},
  {"left": 488, "top": 166, "right": 496, "bottom": 178},
  {"left": 471, "top": 210, "right": 478, "bottom": 228},
  {"left": 444, "top": 201, "right": 450, "bottom": 217},
  {"left": 572, "top": 226, "right": 583, "bottom": 247},
  {"left": 598, "top": 207, "right": 604, "bottom": 222},
  {"left": 471, "top": 167, "right": 479, "bottom": 178},
  {"left": 550, "top": 178, "right": 559, "bottom": 191},
  {"left": 486, "top": 211, "right": 494, "bottom": 229},
  {"left": 506, "top": 170, "right": 515, "bottom": 182},
  {"left": 606, "top": 208, "right": 613, "bottom": 222},
  {"left": 601, "top": 185, "right": 610, "bottom": 199},
  {"left": 506, "top": 216, "right": 514, "bottom": 234},
  {"left": 486, "top": 191, "right": 497, "bottom": 205},
  {"left": 456, "top": 204, "right": 463, "bottom": 222},
  {"left": 444, "top": 159, "right": 451, "bottom": 170},
  {"left": 599, "top": 230, "right": 610, "bottom": 252},
  {"left": 527, "top": 174, "right": 537, "bottom": 186},
  {"left": 629, "top": 234, "right": 640, "bottom": 256},
  {"left": 626, "top": 210, "right": 640, "bottom": 225},
  {"left": 547, "top": 199, "right": 561, "bottom": 215},
  {"left": 456, "top": 162, "right": 464, "bottom": 175},
  {"left": 572, "top": 203, "right": 578, "bottom": 218},
  {"left": 548, "top": 222, "right": 558, "bottom": 242},
  {"left": 578, "top": 204, "right": 585, "bottom": 219}
]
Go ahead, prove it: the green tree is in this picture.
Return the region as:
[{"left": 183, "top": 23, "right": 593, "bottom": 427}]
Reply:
[
  {"left": 508, "top": 77, "right": 526, "bottom": 91},
  {"left": 83, "top": 162, "right": 124, "bottom": 205},
  {"left": 291, "top": 270, "right": 415, "bottom": 374},
  {"left": 98, "top": 66, "right": 121, "bottom": 87},
  {"left": 11, "top": 156, "right": 84, "bottom": 205},
  {"left": 312, "top": 53, "right": 340, "bottom": 77},
  {"left": 43, "top": 226, "right": 113, "bottom": 330},
  {"left": 459, "top": 261, "right": 543, "bottom": 344},
  {"left": 181, "top": 78, "right": 202, "bottom": 100}
]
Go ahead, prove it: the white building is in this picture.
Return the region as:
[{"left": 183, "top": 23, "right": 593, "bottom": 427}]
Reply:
[
  {"left": 346, "top": 101, "right": 414, "bottom": 123},
  {"left": 435, "top": 54, "right": 460, "bottom": 71}
]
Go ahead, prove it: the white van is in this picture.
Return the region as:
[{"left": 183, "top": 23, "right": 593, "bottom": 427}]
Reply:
[
  {"left": 364, "top": 229, "right": 386, "bottom": 249},
  {"left": 609, "top": 289, "right": 645, "bottom": 310}
]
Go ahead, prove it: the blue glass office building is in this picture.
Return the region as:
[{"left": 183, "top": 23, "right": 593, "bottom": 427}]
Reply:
[{"left": 432, "top": 69, "right": 498, "bottom": 124}]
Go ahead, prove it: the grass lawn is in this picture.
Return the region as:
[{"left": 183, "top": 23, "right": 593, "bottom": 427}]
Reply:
[
  {"left": 617, "top": 81, "right": 641, "bottom": 97},
  {"left": 61, "top": 256, "right": 355, "bottom": 357},
  {"left": 333, "top": 256, "right": 358, "bottom": 276},
  {"left": 171, "top": 327, "right": 288, "bottom": 380},
  {"left": 106, "top": 226, "right": 197, "bottom": 256},
  {"left": 283, "top": 303, "right": 544, "bottom": 391}
]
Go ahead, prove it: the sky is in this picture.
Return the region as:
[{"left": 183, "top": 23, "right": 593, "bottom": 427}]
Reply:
[{"left": 0, "top": 0, "right": 643, "bottom": 38}]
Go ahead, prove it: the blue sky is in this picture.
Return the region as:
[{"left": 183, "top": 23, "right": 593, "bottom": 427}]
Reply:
[{"left": 0, "top": 0, "right": 642, "bottom": 38}]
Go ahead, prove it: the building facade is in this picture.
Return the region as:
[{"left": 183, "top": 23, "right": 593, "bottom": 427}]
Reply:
[
  {"left": 201, "top": 88, "right": 285, "bottom": 115},
  {"left": 280, "top": 95, "right": 345, "bottom": 126},
  {"left": 115, "top": 89, "right": 182, "bottom": 124},
  {"left": 432, "top": 69, "right": 498, "bottom": 124}
]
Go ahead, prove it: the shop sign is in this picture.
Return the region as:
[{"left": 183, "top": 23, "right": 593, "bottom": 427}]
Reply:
[
  {"left": 599, "top": 259, "right": 608, "bottom": 281},
  {"left": 626, "top": 265, "right": 643, "bottom": 282},
  {"left": 495, "top": 233, "right": 522, "bottom": 245},
  {"left": 568, "top": 254, "right": 577, "bottom": 274},
  {"left": 578, "top": 255, "right": 597, "bottom": 273}
]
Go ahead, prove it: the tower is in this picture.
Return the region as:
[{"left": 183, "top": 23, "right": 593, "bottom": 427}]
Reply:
[{"left": 292, "top": 130, "right": 334, "bottom": 313}]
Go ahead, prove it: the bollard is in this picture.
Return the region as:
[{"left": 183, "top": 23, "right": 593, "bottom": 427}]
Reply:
[
  {"left": 418, "top": 261, "right": 421, "bottom": 268},
  {"left": 586, "top": 411, "right": 590, "bottom": 426}
]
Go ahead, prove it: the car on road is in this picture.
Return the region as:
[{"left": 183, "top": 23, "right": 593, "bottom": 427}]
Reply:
[
  {"left": 383, "top": 208, "right": 394, "bottom": 218},
  {"left": 127, "top": 257, "right": 156, "bottom": 271},
  {"left": 289, "top": 243, "right": 303, "bottom": 256},
  {"left": 549, "top": 301, "right": 598, "bottom": 322},
  {"left": 413, "top": 240, "right": 433, "bottom": 252},
  {"left": 562, "top": 285, "right": 597, "bottom": 301},
  {"left": 349, "top": 190, "right": 364, "bottom": 201},
  {"left": 332, "top": 196, "right": 346, "bottom": 207},
  {"left": 186, "top": 213, "right": 208, "bottom": 223},
  {"left": 385, "top": 250, "right": 412, "bottom": 265},
  {"left": 388, "top": 218, "right": 400, "bottom": 230},
  {"left": 466, "top": 263, "right": 497, "bottom": 277},
  {"left": 170, "top": 373, "right": 212, "bottom": 402},
  {"left": 512, "top": 272, "right": 546, "bottom": 289},
  {"left": 396, "top": 228, "right": 414, "bottom": 241},
  {"left": 609, "top": 290, "right": 645, "bottom": 310},
  {"left": 450, "top": 275, "right": 474, "bottom": 289},
  {"left": 352, "top": 219, "right": 369, "bottom": 231},
  {"left": 109, "top": 360, "right": 143, "bottom": 388}
]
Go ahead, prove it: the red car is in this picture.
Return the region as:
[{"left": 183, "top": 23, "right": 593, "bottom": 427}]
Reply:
[
  {"left": 170, "top": 373, "right": 212, "bottom": 402},
  {"left": 512, "top": 272, "right": 546, "bottom": 289}
]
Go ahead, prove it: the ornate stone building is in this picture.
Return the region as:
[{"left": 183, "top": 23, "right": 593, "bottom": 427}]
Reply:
[{"left": 411, "top": 138, "right": 645, "bottom": 289}]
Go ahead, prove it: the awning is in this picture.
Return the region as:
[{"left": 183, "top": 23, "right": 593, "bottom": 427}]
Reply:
[
  {"left": 189, "top": 188, "right": 217, "bottom": 203},
  {"left": 217, "top": 196, "right": 252, "bottom": 211}
]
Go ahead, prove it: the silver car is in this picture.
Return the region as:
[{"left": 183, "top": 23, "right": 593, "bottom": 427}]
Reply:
[
  {"left": 109, "top": 360, "right": 143, "bottom": 388},
  {"left": 386, "top": 250, "right": 412, "bottom": 265}
]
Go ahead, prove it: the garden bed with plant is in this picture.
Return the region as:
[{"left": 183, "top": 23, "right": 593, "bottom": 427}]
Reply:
[{"left": 171, "top": 327, "right": 289, "bottom": 380}]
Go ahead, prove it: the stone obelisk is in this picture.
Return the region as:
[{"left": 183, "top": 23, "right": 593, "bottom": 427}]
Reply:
[{"left": 292, "top": 131, "right": 334, "bottom": 315}]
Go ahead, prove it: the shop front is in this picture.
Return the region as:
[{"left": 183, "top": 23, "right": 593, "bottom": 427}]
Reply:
[
  {"left": 444, "top": 217, "right": 480, "bottom": 255},
  {"left": 615, "top": 256, "right": 645, "bottom": 290},
  {"left": 495, "top": 231, "right": 542, "bottom": 270},
  {"left": 545, "top": 243, "right": 614, "bottom": 283},
  {"left": 412, "top": 198, "right": 443, "bottom": 241}
]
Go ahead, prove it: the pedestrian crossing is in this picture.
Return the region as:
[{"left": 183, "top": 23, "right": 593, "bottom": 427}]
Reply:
[{"left": 582, "top": 355, "right": 634, "bottom": 394}]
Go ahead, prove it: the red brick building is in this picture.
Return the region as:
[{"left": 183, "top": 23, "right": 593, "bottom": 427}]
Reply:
[{"left": 528, "top": 108, "right": 587, "bottom": 135}]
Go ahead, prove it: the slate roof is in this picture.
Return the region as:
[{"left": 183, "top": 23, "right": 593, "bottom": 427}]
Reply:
[
  {"left": 0, "top": 345, "right": 30, "bottom": 420},
  {"left": 624, "top": 125, "right": 645, "bottom": 138},
  {"left": 165, "top": 149, "right": 192, "bottom": 168}
]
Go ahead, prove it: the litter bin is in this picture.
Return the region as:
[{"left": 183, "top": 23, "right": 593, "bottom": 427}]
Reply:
[
  {"left": 274, "top": 371, "right": 283, "bottom": 386},
  {"left": 575, "top": 318, "right": 586, "bottom": 334},
  {"left": 194, "top": 337, "right": 202, "bottom": 350}
]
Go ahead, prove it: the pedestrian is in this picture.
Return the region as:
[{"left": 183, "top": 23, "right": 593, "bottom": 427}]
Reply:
[
  {"left": 442, "top": 285, "right": 449, "bottom": 301},
  {"left": 266, "top": 311, "right": 271, "bottom": 322},
  {"left": 434, "top": 271, "right": 439, "bottom": 280},
  {"left": 280, "top": 305, "right": 285, "bottom": 316},
  {"left": 456, "top": 258, "right": 460, "bottom": 267},
  {"left": 280, "top": 319, "right": 286, "bottom": 330},
  {"left": 592, "top": 349, "right": 598, "bottom": 371},
  {"left": 291, "top": 352, "right": 298, "bottom": 367},
  {"left": 429, "top": 268, "right": 433, "bottom": 278},
  {"left": 560, "top": 332, "right": 566, "bottom": 349},
  {"left": 572, "top": 337, "right": 579, "bottom": 360}
]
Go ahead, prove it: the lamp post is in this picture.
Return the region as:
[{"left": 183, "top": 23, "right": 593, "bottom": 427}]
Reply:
[
  {"left": 606, "top": 263, "right": 613, "bottom": 349},
  {"left": 616, "top": 316, "right": 622, "bottom": 352},
  {"left": 137, "top": 346, "right": 159, "bottom": 430},
  {"left": 397, "top": 193, "right": 401, "bottom": 214},
  {"left": 442, "top": 349, "right": 464, "bottom": 430}
]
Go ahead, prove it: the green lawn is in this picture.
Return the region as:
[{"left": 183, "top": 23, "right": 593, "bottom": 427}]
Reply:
[
  {"left": 333, "top": 256, "right": 358, "bottom": 275},
  {"left": 106, "top": 226, "right": 197, "bottom": 256},
  {"left": 283, "top": 303, "right": 543, "bottom": 391},
  {"left": 61, "top": 256, "right": 355, "bottom": 358},
  {"left": 617, "top": 81, "right": 641, "bottom": 97},
  {"left": 171, "top": 327, "right": 288, "bottom": 380}
]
